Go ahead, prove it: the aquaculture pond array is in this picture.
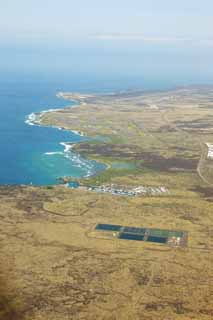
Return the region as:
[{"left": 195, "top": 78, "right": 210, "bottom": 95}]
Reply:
[{"left": 95, "top": 224, "right": 187, "bottom": 247}]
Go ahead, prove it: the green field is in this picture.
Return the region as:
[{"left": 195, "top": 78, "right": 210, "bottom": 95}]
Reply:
[{"left": 0, "top": 87, "right": 213, "bottom": 320}]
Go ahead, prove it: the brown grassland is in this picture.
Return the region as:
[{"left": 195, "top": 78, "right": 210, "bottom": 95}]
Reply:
[{"left": 0, "top": 87, "right": 213, "bottom": 319}]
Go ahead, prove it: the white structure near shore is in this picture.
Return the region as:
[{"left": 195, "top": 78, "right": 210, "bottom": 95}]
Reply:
[
  {"left": 206, "top": 143, "right": 213, "bottom": 159},
  {"left": 88, "top": 184, "right": 169, "bottom": 197}
]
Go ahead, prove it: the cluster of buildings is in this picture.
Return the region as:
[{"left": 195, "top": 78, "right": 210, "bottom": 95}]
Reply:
[
  {"left": 88, "top": 184, "right": 169, "bottom": 197},
  {"left": 206, "top": 143, "right": 213, "bottom": 159}
]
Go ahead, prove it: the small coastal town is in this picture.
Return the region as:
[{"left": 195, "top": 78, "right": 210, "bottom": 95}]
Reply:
[
  {"left": 1, "top": 86, "right": 213, "bottom": 320},
  {"left": 87, "top": 184, "right": 169, "bottom": 196},
  {"left": 1, "top": 0, "right": 213, "bottom": 319}
]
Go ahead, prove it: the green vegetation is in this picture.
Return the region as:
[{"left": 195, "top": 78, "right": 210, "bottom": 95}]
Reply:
[
  {"left": 40, "top": 87, "right": 213, "bottom": 191},
  {"left": 1, "top": 88, "right": 213, "bottom": 319},
  {"left": 79, "top": 167, "right": 143, "bottom": 186}
]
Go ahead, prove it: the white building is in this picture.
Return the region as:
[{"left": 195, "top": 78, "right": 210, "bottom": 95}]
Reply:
[{"left": 206, "top": 143, "right": 213, "bottom": 159}]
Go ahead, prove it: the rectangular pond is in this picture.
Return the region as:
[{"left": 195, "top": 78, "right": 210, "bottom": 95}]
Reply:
[
  {"left": 119, "top": 232, "right": 145, "bottom": 241},
  {"left": 95, "top": 223, "right": 122, "bottom": 232},
  {"left": 94, "top": 223, "right": 187, "bottom": 247}
]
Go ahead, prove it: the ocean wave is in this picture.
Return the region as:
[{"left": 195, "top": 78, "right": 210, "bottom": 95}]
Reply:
[
  {"left": 25, "top": 110, "right": 92, "bottom": 175},
  {"left": 43, "top": 143, "right": 96, "bottom": 176},
  {"left": 71, "top": 130, "right": 84, "bottom": 136},
  {"left": 25, "top": 100, "right": 102, "bottom": 179},
  {"left": 60, "top": 142, "right": 96, "bottom": 175},
  {"left": 60, "top": 142, "right": 74, "bottom": 153},
  {"left": 25, "top": 112, "right": 37, "bottom": 126},
  {"left": 43, "top": 141, "right": 100, "bottom": 178},
  {"left": 25, "top": 102, "right": 85, "bottom": 137},
  {"left": 62, "top": 147, "right": 98, "bottom": 176},
  {"left": 25, "top": 108, "right": 61, "bottom": 127},
  {"left": 44, "top": 152, "right": 64, "bottom": 156}
]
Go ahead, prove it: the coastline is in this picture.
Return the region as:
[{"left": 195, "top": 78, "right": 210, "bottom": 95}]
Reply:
[
  {"left": 1, "top": 88, "right": 213, "bottom": 314},
  {"left": 25, "top": 94, "right": 107, "bottom": 182},
  {"left": 24, "top": 85, "right": 213, "bottom": 189},
  {"left": 25, "top": 96, "right": 85, "bottom": 136}
]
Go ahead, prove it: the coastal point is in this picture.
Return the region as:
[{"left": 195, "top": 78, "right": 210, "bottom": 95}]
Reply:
[{"left": 0, "top": 87, "right": 213, "bottom": 319}]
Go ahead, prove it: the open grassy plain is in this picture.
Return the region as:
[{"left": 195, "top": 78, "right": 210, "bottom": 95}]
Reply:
[
  {"left": 0, "top": 87, "right": 213, "bottom": 319},
  {"left": 40, "top": 86, "right": 213, "bottom": 188}
]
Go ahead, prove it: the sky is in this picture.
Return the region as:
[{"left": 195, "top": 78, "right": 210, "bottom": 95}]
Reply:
[
  {"left": 0, "top": 0, "right": 213, "bottom": 46},
  {"left": 0, "top": 1, "right": 213, "bottom": 90}
]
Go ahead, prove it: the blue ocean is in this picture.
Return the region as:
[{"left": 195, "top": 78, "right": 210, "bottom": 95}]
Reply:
[{"left": 0, "top": 41, "right": 213, "bottom": 185}]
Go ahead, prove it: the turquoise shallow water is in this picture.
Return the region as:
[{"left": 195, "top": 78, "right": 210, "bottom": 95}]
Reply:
[
  {"left": 1, "top": 42, "right": 213, "bottom": 185},
  {"left": 0, "top": 80, "right": 105, "bottom": 185}
]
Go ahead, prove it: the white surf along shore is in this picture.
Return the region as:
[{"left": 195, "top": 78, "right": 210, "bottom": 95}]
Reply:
[
  {"left": 25, "top": 91, "right": 86, "bottom": 137},
  {"left": 24, "top": 92, "right": 105, "bottom": 179}
]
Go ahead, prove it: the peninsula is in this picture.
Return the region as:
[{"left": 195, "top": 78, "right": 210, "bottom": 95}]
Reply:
[{"left": 0, "top": 87, "right": 213, "bottom": 320}]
